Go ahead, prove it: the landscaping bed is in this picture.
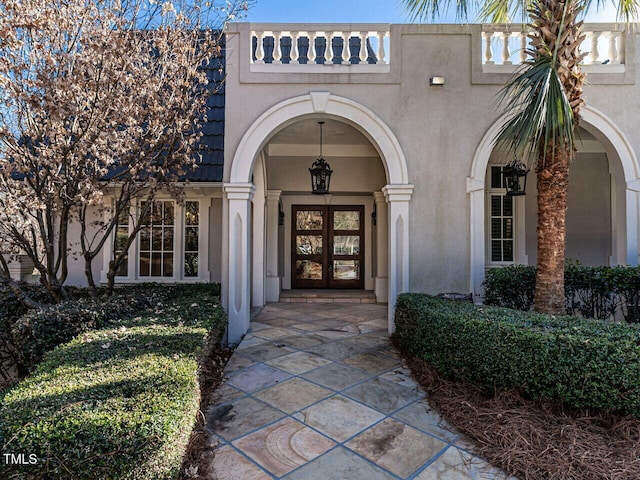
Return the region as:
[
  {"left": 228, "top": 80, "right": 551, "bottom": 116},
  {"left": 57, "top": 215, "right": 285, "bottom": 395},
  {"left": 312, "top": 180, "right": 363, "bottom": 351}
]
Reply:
[
  {"left": 393, "top": 293, "right": 640, "bottom": 479},
  {"left": 0, "top": 284, "right": 225, "bottom": 480},
  {"left": 393, "top": 293, "right": 640, "bottom": 416}
]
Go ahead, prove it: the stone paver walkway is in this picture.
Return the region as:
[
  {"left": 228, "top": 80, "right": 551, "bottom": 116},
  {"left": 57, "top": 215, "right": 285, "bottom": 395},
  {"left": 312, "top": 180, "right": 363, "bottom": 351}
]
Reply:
[{"left": 204, "top": 302, "right": 515, "bottom": 480}]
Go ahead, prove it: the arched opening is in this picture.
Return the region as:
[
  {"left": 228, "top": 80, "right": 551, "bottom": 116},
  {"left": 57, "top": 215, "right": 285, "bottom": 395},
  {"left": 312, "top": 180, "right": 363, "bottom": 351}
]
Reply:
[
  {"left": 469, "top": 105, "right": 640, "bottom": 300},
  {"left": 224, "top": 92, "right": 413, "bottom": 343}
]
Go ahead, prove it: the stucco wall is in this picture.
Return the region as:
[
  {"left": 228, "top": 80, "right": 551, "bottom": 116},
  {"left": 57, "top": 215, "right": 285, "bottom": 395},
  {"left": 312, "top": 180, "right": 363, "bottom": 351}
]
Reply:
[{"left": 225, "top": 23, "right": 640, "bottom": 295}]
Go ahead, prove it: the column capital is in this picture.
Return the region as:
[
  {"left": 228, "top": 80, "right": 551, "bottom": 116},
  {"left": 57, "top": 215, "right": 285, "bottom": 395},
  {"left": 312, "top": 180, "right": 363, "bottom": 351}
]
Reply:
[
  {"left": 266, "top": 189, "right": 283, "bottom": 201},
  {"left": 224, "top": 183, "right": 256, "bottom": 200},
  {"left": 373, "top": 191, "right": 386, "bottom": 203},
  {"left": 382, "top": 184, "right": 414, "bottom": 202}
]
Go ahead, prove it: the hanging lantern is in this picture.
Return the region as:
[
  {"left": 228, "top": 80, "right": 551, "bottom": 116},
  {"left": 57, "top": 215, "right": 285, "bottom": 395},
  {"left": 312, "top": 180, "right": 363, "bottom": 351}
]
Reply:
[
  {"left": 502, "top": 159, "right": 529, "bottom": 196},
  {"left": 309, "top": 121, "right": 332, "bottom": 194}
]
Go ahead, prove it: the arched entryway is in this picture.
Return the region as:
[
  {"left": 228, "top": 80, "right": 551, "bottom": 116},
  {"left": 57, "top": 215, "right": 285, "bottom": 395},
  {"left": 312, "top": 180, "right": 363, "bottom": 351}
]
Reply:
[
  {"left": 223, "top": 92, "right": 413, "bottom": 343},
  {"left": 468, "top": 105, "right": 640, "bottom": 299}
]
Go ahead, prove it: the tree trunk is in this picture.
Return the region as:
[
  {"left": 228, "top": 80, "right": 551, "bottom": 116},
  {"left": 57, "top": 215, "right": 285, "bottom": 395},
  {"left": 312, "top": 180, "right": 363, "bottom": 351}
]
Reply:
[{"left": 534, "top": 148, "right": 571, "bottom": 315}]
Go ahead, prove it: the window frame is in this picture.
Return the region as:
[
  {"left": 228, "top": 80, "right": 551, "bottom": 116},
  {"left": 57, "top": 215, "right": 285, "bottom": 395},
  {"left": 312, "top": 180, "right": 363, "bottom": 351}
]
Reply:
[
  {"left": 102, "top": 195, "right": 211, "bottom": 284},
  {"left": 486, "top": 164, "right": 523, "bottom": 267}
]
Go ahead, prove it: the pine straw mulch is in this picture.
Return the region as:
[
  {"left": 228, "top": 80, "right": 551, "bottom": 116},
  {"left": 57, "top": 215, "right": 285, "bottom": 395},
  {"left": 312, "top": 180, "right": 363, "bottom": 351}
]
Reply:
[
  {"left": 179, "top": 344, "right": 233, "bottom": 480},
  {"left": 400, "top": 351, "right": 640, "bottom": 480}
]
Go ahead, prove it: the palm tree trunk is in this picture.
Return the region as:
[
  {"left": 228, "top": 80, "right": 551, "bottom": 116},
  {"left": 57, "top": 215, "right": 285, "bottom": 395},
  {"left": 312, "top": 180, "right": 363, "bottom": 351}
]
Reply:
[
  {"left": 534, "top": 147, "right": 570, "bottom": 314},
  {"left": 529, "top": 0, "right": 585, "bottom": 315}
]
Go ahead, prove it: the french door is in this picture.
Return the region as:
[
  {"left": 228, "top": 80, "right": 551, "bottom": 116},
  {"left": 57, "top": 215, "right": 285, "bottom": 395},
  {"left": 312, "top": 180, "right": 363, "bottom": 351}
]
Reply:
[{"left": 292, "top": 205, "right": 364, "bottom": 289}]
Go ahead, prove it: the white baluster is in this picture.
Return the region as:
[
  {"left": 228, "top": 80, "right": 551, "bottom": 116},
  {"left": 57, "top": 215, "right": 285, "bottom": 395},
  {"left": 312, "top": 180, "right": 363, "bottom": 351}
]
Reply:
[
  {"left": 308, "top": 32, "right": 317, "bottom": 64},
  {"left": 501, "top": 32, "right": 511, "bottom": 65},
  {"left": 483, "top": 31, "right": 494, "bottom": 65},
  {"left": 590, "top": 31, "right": 600, "bottom": 65},
  {"left": 342, "top": 32, "right": 350, "bottom": 64},
  {"left": 519, "top": 32, "right": 527, "bottom": 64},
  {"left": 272, "top": 31, "right": 282, "bottom": 64},
  {"left": 607, "top": 31, "right": 619, "bottom": 65},
  {"left": 324, "top": 31, "right": 334, "bottom": 64},
  {"left": 359, "top": 31, "right": 368, "bottom": 64},
  {"left": 377, "top": 31, "right": 386, "bottom": 64},
  {"left": 254, "top": 31, "right": 264, "bottom": 64},
  {"left": 290, "top": 32, "right": 299, "bottom": 64},
  {"left": 582, "top": 32, "right": 593, "bottom": 64}
]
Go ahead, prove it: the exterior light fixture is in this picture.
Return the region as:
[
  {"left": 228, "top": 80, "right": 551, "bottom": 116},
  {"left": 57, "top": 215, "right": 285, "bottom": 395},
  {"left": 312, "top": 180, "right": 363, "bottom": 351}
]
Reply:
[
  {"left": 309, "top": 121, "right": 333, "bottom": 195},
  {"left": 430, "top": 76, "right": 445, "bottom": 86},
  {"left": 502, "top": 159, "right": 530, "bottom": 196}
]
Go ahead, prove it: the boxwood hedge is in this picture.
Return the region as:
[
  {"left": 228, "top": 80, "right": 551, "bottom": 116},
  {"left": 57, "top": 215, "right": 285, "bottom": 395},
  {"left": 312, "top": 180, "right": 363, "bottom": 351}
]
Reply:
[
  {"left": 484, "top": 264, "right": 640, "bottom": 322},
  {"left": 0, "top": 284, "right": 225, "bottom": 479},
  {"left": 393, "top": 293, "right": 640, "bottom": 417}
]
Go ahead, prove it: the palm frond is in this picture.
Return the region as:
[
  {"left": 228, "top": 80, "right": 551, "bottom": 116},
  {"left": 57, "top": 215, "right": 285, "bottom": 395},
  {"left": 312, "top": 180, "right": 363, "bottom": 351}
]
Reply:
[
  {"left": 494, "top": 53, "right": 575, "bottom": 162},
  {"left": 616, "top": 0, "right": 640, "bottom": 21},
  {"left": 477, "top": 0, "right": 528, "bottom": 23},
  {"left": 403, "top": 0, "right": 478, "bottom": 21}
]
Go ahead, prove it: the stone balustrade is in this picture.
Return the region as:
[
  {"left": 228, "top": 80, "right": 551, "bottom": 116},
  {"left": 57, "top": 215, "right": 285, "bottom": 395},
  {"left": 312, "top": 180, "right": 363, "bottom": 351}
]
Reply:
[
  {"left": 239, "top": 23, "right": 628, "bottom": 77},
  {"left": 482, "top": 24, "right": 626, "bottom": 71},
  {"left": 250, "top": 24, "right": 390, "bottom": 67}
]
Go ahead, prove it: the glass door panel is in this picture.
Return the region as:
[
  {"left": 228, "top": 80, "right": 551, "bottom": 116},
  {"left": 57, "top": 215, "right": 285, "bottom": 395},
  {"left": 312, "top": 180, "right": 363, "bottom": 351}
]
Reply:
[
  {"left": 292, "top": 206, "right": 327, "bottom": 288},
  {"left": 328, "top": 207, "right": 364, "bottom": 289},
  {"left": 296, "top": 210, "right": 323, "bottom": 230}
]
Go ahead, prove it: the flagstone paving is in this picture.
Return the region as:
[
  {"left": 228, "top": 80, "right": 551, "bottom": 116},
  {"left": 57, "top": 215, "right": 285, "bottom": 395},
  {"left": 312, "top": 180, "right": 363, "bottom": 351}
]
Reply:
[{"left": 204, "top": 302, "right": 516, "bottom": 480}]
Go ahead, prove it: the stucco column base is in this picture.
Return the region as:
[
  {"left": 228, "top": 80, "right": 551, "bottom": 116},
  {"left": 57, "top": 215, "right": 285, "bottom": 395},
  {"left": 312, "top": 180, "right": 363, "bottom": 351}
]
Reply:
[
  {"left": 374, "top": 277, "right": 389, "bottom": 303},
  {"left": 224, "top": 183, "right": 256, "bottom": 345}
]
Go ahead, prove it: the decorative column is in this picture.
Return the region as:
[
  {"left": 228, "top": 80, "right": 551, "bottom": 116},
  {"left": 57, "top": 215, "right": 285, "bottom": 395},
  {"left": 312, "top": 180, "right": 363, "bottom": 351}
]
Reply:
[
  {"left": 626, "top": 181, "right": 640, "bottom": 265},
  {"left": 265, "top": 190, "right": 282, "bottom": 302},
  {"left": 383, "top": 184, "right": 414, "bottom": 334},
  {"left": 224, "top": 183, "right": 255, "bottom": 345},
  {"left": 467, "top": 177, "right": 485, "bottom": 303},
  {"left": 373, "top": 191, "right": 388, "bottom": 303}
]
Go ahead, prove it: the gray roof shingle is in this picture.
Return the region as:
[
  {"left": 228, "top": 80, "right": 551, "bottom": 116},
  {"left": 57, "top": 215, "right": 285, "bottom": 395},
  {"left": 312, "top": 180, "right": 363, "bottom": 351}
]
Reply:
[{"left": 189, "top": 37, "right": 225, "bottom": 182}]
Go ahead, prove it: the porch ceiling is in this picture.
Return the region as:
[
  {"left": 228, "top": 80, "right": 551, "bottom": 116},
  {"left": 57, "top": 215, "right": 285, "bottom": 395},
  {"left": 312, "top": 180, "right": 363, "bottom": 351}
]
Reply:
[{"left": 269, "top": 119, "right": 370, "bottom": 146}]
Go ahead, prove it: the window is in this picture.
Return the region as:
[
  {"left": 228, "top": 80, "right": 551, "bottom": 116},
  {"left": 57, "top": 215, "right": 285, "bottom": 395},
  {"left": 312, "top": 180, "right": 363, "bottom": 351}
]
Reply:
[
  {"left": 184, "top": 201, "right": 199, "bottom": 277},
  {"left": 109, "top": 197, "right": 209, "bottom": 283},
  {"left": 488, "top": 165, "right": 515, "bottom": 263},
  {"left": 139, "top": 200, "right": 174, "bottom": 277},
  {"left": 114, "top": 209, "right": 130, "bottom": 276}
]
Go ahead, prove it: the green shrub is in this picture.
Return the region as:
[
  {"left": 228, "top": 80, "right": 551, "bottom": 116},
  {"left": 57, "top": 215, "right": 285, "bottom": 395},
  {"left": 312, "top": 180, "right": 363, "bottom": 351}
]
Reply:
[
  {"left": 10, "top": 293, "right": 153, "bottom": 373},
  {"left": 483, "top": 264, "right": 536, "bottom": 310},
  {"left": 394, "top": 293, "right": 640, "bottom": 417},
  {"left": 483, "top": 265, "right": 640, "bottom": 322},
  {"left": 0, "top": 287, "right": 225, "bottom": 480}
]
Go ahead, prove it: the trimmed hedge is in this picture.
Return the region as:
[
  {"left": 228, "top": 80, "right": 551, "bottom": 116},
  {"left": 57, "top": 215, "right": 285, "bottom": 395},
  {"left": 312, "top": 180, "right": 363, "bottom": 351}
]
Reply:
[
  {"left": 393, "top": 293, "right": 640, "bottom": 417},
  {"left": 484, "top": 264, "right": 640, "bottom": 322},
  {"left": 10, "top": 293, "right": 153, "bottom": 373},
  {"left": 0, "top": 285, "right": 225, "bottom": 479}
]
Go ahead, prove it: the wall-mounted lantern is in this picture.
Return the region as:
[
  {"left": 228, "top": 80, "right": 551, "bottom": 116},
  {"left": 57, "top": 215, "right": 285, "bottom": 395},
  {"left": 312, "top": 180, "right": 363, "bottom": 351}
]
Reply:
[
  {"left": 503, "top": 159, "right": 529, "bottom": 196},
  {"left": 309, "top": 121, "right": 333, "bottom": 194}
]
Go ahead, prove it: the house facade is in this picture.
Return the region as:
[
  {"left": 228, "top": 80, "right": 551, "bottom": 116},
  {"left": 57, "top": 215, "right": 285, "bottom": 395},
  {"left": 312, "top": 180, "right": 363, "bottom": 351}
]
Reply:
[{"left": 13, "top": 22, "right": 640, "bottom": 345}]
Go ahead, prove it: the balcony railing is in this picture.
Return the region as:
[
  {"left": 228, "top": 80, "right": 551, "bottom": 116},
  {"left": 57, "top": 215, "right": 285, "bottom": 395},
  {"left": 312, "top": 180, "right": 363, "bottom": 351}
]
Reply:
[
  {"left": 239, "top": 23, "right": 627, "bottom": 77},
  {"left": 481, "top": 24, "right": 626, "bottom": 73},
  {"left": 249, "top": 24, "right": 390, "bottom": 72}
]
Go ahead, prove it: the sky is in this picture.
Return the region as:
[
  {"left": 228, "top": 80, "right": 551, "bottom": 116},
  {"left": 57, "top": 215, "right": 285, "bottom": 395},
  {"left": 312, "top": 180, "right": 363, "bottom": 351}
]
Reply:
[{"left": 242, "top": 0, "right": 619, "bottom": 24}]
